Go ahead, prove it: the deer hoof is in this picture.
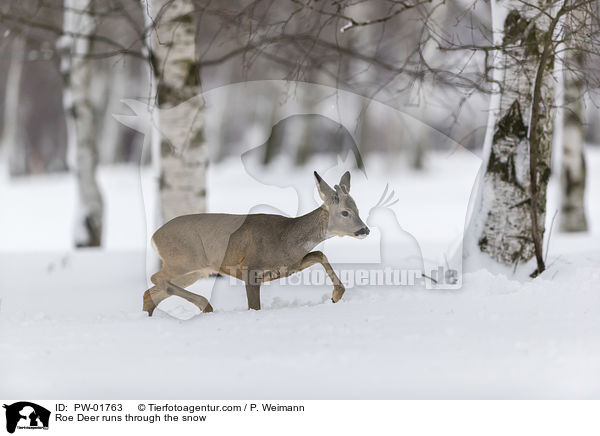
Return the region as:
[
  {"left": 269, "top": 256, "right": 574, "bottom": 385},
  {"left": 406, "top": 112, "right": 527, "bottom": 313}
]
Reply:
[
  {"left": 332, "top": 285, "right": 345, "bottom": 303},
  {"left": 142, "top": 291, "right": 157, "bottom": 316}
]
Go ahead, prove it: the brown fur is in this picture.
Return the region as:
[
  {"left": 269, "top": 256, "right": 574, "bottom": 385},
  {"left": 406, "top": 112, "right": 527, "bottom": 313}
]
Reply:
[{"left": 143, "top": 171, "right": 368, "bottom": 314}]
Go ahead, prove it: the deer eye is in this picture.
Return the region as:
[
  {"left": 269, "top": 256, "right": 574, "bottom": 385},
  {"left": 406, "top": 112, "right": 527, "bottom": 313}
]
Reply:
[{"left": 341, "top": 211, "right": 349, "bottom": 217}]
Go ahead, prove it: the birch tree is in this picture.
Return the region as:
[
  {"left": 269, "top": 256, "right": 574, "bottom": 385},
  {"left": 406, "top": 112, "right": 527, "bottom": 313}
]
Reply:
[
  {"left": 142, "top": 0, "right": 207, "bottom": 223},
  {"left": 466, "top": 0, "right": 567, "bottom": 274},
  {"left": 59, "top": 0, "right": 103, "bottom": 247},
  {"left": 560, "top": 7, "right": 588, "bottom": 232}
]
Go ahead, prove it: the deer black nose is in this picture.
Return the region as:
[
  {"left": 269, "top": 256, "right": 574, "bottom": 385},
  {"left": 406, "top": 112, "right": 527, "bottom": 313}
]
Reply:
[{"left": 355, "top": 227, "right": 370, "bottom": 236}]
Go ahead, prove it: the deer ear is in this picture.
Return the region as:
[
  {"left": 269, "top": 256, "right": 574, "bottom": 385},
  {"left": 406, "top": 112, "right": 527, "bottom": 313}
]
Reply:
[
  {"left": 314, "top": 171, "right": 336, "bottom": 203},
  {"left": 339, "top": 171, "right": 351, "bottom": 193}
]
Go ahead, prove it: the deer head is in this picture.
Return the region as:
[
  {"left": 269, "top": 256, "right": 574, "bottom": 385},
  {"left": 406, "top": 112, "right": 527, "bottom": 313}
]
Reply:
[{"left": 314, "top": 171, "right": 370, "bottom": 239}]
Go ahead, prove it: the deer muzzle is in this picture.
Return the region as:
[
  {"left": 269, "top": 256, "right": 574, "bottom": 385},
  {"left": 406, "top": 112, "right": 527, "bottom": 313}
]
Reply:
[{"left": 354, "top": 227, "right": 370, "bottom": 238}]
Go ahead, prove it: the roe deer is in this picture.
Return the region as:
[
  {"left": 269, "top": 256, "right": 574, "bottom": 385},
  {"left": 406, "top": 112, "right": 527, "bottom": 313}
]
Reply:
[{"left": 143, "top": 171, "right": 370, "bottom": 315}]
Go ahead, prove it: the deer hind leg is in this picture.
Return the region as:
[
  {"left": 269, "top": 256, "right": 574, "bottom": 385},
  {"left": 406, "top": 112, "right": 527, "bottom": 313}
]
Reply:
[
  {"left": 144, "top": 268, "right": 213, "bottom": 316},
  {"left": 299, "top": 251, "right": 345, "bottom": 303},
  {"left": 165, "top": 279, "right": 213, "bottom": 313},
  {"left": 143, "top": 268, "right": 172, "bottom": 316},
  {"left": 143, "top": 285, "right": 169, "bottom": 316}
]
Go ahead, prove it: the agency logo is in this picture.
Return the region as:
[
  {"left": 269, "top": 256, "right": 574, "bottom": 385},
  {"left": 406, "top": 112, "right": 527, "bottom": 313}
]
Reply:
[
  {"left": 3, "top": 402, "right": 50, "bottom": 434},
  {"left": 116, "top": 80, "right": 478, "bottom": 318}
]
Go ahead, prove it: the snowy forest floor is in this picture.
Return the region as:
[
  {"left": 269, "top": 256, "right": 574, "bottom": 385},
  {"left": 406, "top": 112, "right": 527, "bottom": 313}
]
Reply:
[{"left": 1, "top": 149, "right": 599, "bottom": 399}]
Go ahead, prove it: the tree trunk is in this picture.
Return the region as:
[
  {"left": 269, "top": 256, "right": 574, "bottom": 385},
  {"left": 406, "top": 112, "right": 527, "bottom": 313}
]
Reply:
[
  {"left": 466, "top": 1, "right": 557, "bottom": 270},
  {"left": 341, "top": 1, "right": 378, "bottom": 159},
  {"left": 560, "top": 9, "right": 588, "bottom": 232},
  {"left": 261, "top": 98, "right": 280, "bottom": 166},
  {"left": 60, "top": 0, "right": 103, "bottom": 247},
  {"left": 144, "top": 0, "right": 207, "bottom": 223},
  {"left": 294, "top": 74, "right": 317, "bottom": 166},
  {"left": 3, "top": 35, "right": 28, "bottom": 177},
  {"left": 97, "top": 67, "right": 124, "bottom": 164},
  {"left": 405, "top": 3, "right": 448, "bottom": 170}
]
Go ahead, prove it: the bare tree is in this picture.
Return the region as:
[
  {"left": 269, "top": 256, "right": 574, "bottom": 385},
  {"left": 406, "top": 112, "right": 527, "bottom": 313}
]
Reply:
[
  {"left": 59, "top": 0, "right": 103, "bottom": 247},
  {"left": 3, "top": 0, "right": 599, "bottom": 264}
]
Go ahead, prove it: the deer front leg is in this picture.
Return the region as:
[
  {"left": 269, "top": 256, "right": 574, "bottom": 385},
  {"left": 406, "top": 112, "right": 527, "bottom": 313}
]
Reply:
[
  {"left": 243, "top": 268, "right": 263, "bottom": 310},
  {"left": 300, "top": 251, "right": 345, "bottom": 303},
  {"left": 245, "top": 284, "right": 261, "bottom": 310}
]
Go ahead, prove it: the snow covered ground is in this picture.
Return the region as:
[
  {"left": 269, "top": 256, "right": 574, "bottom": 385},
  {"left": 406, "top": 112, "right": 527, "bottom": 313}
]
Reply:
[{"left": 1, "top": 149, "right": 599, "bottom": 399}]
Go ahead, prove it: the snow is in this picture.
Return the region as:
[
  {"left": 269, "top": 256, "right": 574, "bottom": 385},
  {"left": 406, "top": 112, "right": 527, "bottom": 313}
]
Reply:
[{"left": 1, "top": 149, "right": 600, "bottom": 398}]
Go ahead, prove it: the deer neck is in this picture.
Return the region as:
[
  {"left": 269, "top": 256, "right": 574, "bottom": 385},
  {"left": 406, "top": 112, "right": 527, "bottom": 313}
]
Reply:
[{"left": 292, "top": 205, "right": 330, "bottom": 251}]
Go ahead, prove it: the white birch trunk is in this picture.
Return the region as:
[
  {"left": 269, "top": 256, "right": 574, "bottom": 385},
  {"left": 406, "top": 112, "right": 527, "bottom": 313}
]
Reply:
[
  {"left": 143, "top": 0, "right": 207, "bottom": 223},
  {"left": 560, "top": 9, "right": 588, "bottom": 232},
  {"left": 3, "top": 36, "right": 27, "bottom": 177},
  {"left": 465, "top": 0, "right": 556, "bottom": 267},
  {"left": 59, "top": 0, "right": 103, "bottom": 247}
]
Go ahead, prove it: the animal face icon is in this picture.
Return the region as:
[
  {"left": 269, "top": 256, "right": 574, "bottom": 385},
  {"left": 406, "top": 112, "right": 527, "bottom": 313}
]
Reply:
[
  {"left": 3, "top": 402, "right": 50, "bottom": 434},
  {"left": 17, "top": 406, "right": 36, "bottom": 426}
]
